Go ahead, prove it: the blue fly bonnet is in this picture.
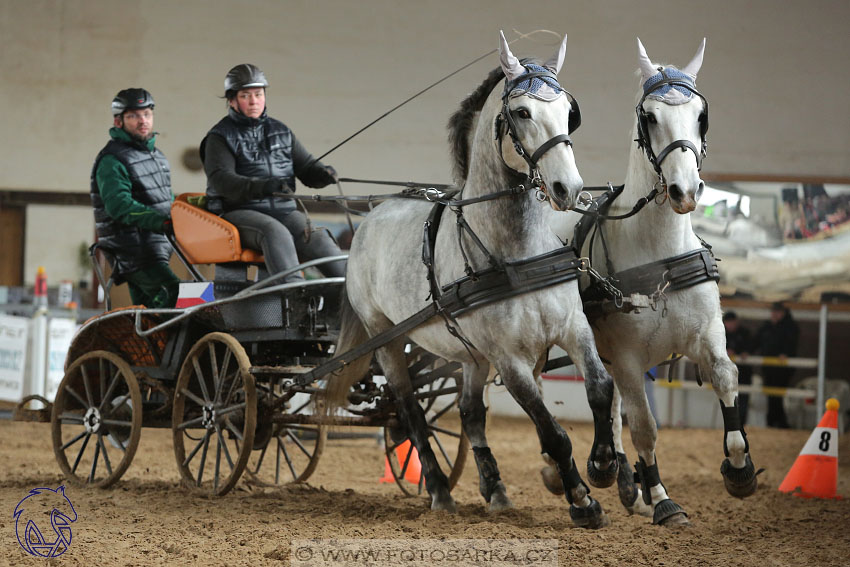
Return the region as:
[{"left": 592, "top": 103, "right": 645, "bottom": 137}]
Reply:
[
  {"left": 642, "top": 67, "right": 697, "bottom": 105},
  {"left": 507, "top": 64, "right": 565, "bottom": 102}
]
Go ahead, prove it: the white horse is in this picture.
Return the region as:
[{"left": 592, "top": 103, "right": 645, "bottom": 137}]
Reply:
[
  {"left": 327, "top": 32, "right": 616, "bottom": 528},
  {"left": 546, "top": 38, "right": 759, "bottom": 526}
]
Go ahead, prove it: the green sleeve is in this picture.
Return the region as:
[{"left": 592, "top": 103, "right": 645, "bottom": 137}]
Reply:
[{"left": 95, "top": 154, "right": 168, "bottom": 232}]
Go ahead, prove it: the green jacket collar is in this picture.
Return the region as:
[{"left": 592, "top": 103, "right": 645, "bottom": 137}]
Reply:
[{"left": 109, "top": 126, "right": 156, "bottom": 151}]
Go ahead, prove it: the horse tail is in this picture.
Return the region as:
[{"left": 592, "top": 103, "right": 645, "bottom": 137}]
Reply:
[{"left": 323, "top": 283, "right": 373, "bottom": 414}]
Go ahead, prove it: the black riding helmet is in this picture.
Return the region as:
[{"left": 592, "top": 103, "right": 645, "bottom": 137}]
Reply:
[
  {"left": 224, "top": 63, "right": 268, "bottom": 98},
  {"left": 111, "top": 88, "right": 155, "bottom": 116}
]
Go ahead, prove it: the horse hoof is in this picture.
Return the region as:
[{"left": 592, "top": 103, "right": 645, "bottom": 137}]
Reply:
[
  {"left": 540, "top": 465, "right": 565, "bottom": 495},
  {"left": 615, "top": 452, "right": 642, "bottom": 511},
  {"left": 652, "top": 498, "right": 688, "bottom": 526},
  {"left": 431, "top": 494, "right": 457, "bottom": 513},
  {"left": 627, "top": 490, "right": 653, "bottom": 518},
  {"left": 586, "top": 456, "right": 618, "bottom": 489},
  {"left": 569, "top": 498, "right": 610, "bottom": 529},
  {"left": 721, "top": 455, "right": 759, "bottom": 498},
  {"left": 488, "top": 491, "right": 514, "bottom": 513}
]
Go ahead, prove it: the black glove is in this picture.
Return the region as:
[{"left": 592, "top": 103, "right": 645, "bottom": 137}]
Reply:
[
  {"left": 324, "top": 165, "right": 339, "bottom": 184},
  {"left": 262, "top": 178, "right": 294, "bottom": 196},
  {"left": 161, "top": 219, "right": 174, "bottom": 237}
]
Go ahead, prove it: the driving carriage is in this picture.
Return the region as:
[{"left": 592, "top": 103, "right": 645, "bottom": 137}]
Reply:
[{"left": 16, "top": 192, "right": 468, "bottom": 498}]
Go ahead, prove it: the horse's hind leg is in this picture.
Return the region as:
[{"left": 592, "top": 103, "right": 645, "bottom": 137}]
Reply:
[
  {"left": 376, "top": 339, "right": 455, "bottom": 512},
  {"left": 498, "top": 361, "right": 608, "bottom": 529},
  {"left": 693, "top": 325, "right": 759, "bottom": 498},
  {"left": 459, "top": 362, "right": 513, "bottom": 512}
]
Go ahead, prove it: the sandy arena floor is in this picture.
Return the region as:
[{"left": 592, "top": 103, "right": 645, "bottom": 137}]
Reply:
[{"left": 1, "top": 415, "right": 848, "bottom": 566}]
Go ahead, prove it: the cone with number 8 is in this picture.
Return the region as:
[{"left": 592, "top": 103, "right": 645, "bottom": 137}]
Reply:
[{"left": 778, "top": 398, "right": 841, "bottom": 499}]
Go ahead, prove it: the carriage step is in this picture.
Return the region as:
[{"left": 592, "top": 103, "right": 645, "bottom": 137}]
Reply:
[{"left": 12, "top": 395, "right": 52, "bottom": 423}]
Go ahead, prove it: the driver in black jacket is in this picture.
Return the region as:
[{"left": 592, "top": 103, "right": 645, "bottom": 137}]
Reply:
[{"left": 201, "top": 63, "right": 346, "bottom": 282}]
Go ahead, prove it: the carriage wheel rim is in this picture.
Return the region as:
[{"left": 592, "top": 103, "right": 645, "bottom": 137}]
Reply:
[
  {"left": 171, "top": 332, "right": 256, "bottom": 497},
  {"left": 51, "top": 350, "right": 142, "bottom": 489},
  {"left": 244, "top": 421, "right": 327, "bottom": 488}
]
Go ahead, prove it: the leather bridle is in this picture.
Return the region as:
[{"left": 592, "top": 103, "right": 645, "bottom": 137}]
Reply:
[
  {"left": 635, "top": 69, "right": 709, "bottom": 177},
  {"left": 494, "top": 68, "right": 581, "bottom": 192}
]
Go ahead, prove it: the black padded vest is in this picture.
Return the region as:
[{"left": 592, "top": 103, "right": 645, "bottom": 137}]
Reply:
[
  {"left": 205, "top": 108, "right": 295, "bottom": 211},
  {"left": 90, "top": 138, "right": 173, "bottom": 275}
]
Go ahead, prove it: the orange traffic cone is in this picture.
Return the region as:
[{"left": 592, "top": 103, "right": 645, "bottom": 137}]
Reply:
[
  {"left": 778, "top": 398, "right": 841, "bottom": 499},
  {"left": 379, "top": 440, "right": 422, "bottom": 484},
  {"left": 379, "top": 455, "right": 396, "bottom": 484}
]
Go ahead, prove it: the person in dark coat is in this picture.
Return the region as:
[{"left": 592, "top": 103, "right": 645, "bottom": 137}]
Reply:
[
  {"left": 755, "top": 302, "right": 799, "bottom": 428},
  {"left": 723, "top": 311, "right": 753, "bottom": 425},
  {"left": 91, "top": 88, "right": 179, "bottom": 308},
  {"left": 201, "top": 64, "right": 345, "bottom": 283}
]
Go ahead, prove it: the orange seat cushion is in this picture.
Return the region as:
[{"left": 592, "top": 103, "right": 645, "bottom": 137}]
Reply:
[{"left": 171, "top": 193, "right": 264, "bottom": 265}]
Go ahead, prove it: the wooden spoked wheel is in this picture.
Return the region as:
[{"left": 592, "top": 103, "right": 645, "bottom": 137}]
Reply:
[
  {"left": 51, "top": 351, "right": 142, "bottom": 488},
  {"left": 242, "top": 385, "right": 327, "bottom": 488},
  {"left": 383, "top": 347, "right": 469, "bottom": 496},
  {"left": 172, "top": 332, "right": 256, "bottom": 497}
]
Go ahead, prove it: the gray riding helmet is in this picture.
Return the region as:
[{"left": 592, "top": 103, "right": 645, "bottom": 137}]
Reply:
[
  {"left": 224, "top": 63, "right": 268, "bottom": 96},
  {"left": 111, "top": 88, "right": 155, "bottom": 116}
]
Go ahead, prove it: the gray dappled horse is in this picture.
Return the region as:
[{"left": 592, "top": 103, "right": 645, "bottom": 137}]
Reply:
[
  {"left": 327, "top": 32, "right": 615, "bottom": 528},
  {"left": 546, "top": 38, "right": 759, "bottom": 526}
]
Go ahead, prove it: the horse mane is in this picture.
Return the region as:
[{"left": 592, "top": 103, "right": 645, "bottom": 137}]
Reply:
[{"left": 446, "top": 65, "right": 506, "bottom": 184}]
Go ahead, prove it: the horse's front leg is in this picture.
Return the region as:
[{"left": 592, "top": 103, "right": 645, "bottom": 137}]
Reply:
[
  {"left": 559, "top": 325, "right": 618, "bottom": 489},
  {"left": 459, "top": 361, "right": 513, "bottom": 512},
  {"left": 617, "top": 358, "right": 689, "bottom": 526},
  {"left": 611, "top": 384, "right": 652, "bottom": 517},
  {"left": 498, "top": 360, "right": 609, "bottom": 529},
  {"left": 377, "top": 340, "right": 455, "bottom": 512},
  {"left": 692, "top": 322, "right": 759, "bottom": 498}
]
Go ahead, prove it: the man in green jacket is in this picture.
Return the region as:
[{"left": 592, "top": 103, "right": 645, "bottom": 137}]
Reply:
[{"left": 90, "top": 88, "right": 179, "bottom": 308}]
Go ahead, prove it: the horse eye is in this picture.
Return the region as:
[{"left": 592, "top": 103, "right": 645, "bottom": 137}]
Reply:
[
  {"left": 646, "top": 113, "right": 657, "bottom": 124},
  {"left": 517, "top": 108, "right": 531, "bottom": 120}
]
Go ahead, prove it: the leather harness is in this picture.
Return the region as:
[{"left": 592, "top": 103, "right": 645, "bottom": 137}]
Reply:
[{"left": 572, "top": 185, "right": 720, "bottom": 319}]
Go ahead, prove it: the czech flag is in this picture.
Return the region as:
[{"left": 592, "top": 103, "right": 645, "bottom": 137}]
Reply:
[{"left": 176, "top": 282, "right": 215, "bottom": 308}]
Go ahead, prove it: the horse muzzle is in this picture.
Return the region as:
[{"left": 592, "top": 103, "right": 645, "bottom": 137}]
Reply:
[
  {"left": 666, "top": 180, "right": 703, "bottom": 214},
  {"left": 545, "top": 180, "right": 583, "bottom": 212}
]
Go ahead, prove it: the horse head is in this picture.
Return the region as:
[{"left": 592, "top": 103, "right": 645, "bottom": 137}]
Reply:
[
  {"left": 497, "top": 31, "right": 583, "bottom": 211},
  {"left": 635, "top": 38, "right": 708, "bottom": 214}
]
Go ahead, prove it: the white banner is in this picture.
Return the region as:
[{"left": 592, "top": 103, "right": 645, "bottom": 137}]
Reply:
[
  {"left": 45, "top": 318, "right": 78, "bottom": 401},
  {"left": 0, "top": 314, "right": 29, "bottom": 402}
]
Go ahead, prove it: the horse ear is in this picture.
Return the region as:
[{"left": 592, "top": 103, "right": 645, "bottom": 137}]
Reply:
[
  {"left": 499, "top": 30, "right": 525, "bottom": 83},
  {"left": 682, "top": 37, "right": 706, "bottom": 78},
  {"left": 542, "top": 34, "right": 567, "bottom": 74},
  {"left": 637, "top": 38, "right": 658, "bottom": 84}
]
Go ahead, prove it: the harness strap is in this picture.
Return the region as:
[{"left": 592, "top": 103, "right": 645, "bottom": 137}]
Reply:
[
  {"left": 608, "top": 248, "right": 718, "bottom": 297},
  {"left": 455, "top": 209, "right": 502, "bottom": 271},
  {"left": 422, "top": 202, "right": 444, "bottom": 301},
  {"left": 654, "top": 139, "right": 700, "bottom": 169},
  {"left": 530, "top": 133, "right": 572, "bottom": 164},
  {"left": 440, "top": 246, "right": 582, "bottom": 317}
]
